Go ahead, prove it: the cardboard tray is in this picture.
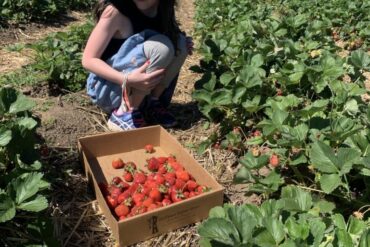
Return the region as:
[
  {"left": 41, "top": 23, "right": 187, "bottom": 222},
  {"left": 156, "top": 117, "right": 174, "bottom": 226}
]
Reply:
[{"left": 78, "top": 125, "right": 224, "bottom": 246}]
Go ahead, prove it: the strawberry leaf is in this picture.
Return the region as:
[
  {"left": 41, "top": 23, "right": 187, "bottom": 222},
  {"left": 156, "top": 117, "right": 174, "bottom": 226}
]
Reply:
[
  {"left": 320, "top": 173, "right": 341, "bottom": 194},
  {"left": 9, "top": 93, "right": 36, "bottom": 114},
  {"left": 0, "top": 128, "right": 12, "bottom": 147},
  {"left": 12, "top": 172, "right": 44, "bottom": 204},
  {"left": 17, "top": 195, "right": 48, "bottom": 212},
  {"left": 0, "top": 193, "right": 16, "bottom": 223},
  {"left": 198, "top": 218, "right": 240, "bottom": 246},
  {"left": 310, "top": 141, "right": 338, "bottom": 173}
]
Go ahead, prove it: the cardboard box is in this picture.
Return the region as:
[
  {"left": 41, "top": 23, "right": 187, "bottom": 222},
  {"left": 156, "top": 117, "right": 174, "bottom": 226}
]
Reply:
[{"left": 78, "top": 125, "right": 224, "bottom": 246}]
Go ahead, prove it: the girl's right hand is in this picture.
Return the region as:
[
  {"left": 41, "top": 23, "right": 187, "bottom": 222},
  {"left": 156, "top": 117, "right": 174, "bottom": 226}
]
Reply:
[{"left": 126, "top": 61, "right": 165, "bottom": 91}]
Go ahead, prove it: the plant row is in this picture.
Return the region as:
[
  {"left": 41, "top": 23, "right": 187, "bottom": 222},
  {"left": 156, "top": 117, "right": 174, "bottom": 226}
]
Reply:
[
  {"left": 0, "top": 87, "right": 58, "bottom": 246},
  {"left": 0, "top": 0, "right": 96, "bottom": 24},
  {"left": 193, "top": 0, "right": 370, "bottom": 246}
]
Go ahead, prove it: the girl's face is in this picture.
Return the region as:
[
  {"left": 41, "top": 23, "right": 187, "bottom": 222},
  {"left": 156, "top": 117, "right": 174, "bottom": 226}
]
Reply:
[{"left": 133, "top": 0, "right": 160, "bottom": 16}]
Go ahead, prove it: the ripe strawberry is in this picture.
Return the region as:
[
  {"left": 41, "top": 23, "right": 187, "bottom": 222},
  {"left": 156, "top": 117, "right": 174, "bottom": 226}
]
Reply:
[
  {"left": 115, "top": 204, "right": 130, "bottom": 217},
  {"left": 131, "top": 205, "right": 147, "bottom": 216},
  {"left": 186, "top": 180, "right": 198, "bottom": 192},
  {"left": 119, "top": 215, "right": 127, "bottom": 221},
  {"left": 170, "top": 162, "right": 184, "bottom": 171},
  {"left": 269, "top": 154, "right": 279, "bottom": 167},
  {"left": 146, "top": 157, "right": 159, "bottom": 172},
  {"left": 149, "top": 188, "right": 162, "bottom": 202},
  {"left": 134, "top": 172, "right": 147, "bottom": 184},
  {"left": 164, "top": 173, "right": 176, "bottom": 186},
  {"left": 123, "top": 171, "right": 133, "bottom": 182},
  {"left": 125, "top": 161, "right": 137, "bottom": 171},
  {"left": 189, "top": 191, "right": 197, "bottom": 198},
  {"left": 176, "top": 170, "right": 190, "bottom": 182},
  {"left": 143, "top": 197, "right": 154, "bottom": 208},
  {"left": 154, "top": 174, "right": 165, "bottom": 185},
  {"left": 117, "top": 192, "right": 128, "bottom": 204},
  {"left": 157, "top": 165, "right": 167, "bottom": 174},
  {"left": 253, "top": 130, "right": 261, "bottom": 137},
  {"left": 106, "top": 196, "right": 117, "bottom": 209},
  {"left": 167, "top": 155, "right": 176, "bottom": 163},
  {"left": 147, "top": 203, "right": 159, "bottom": 211},
  {"left": 112, "top": 158, "right": 125, "bottom": 169},
  {"left": 196, "top": 185, "right": 208, "bottom": 194},
  {"left": 170, "top": 190, "right": 185, "bottom": 203},
  {"left": 132, "top": 193, "right": 145, "bottom": 206},
  {"left": 109, "top": 185, "right": 122, "bottom": 198},
  {"left": 112, "top": 176, "right": 123, "bottom": 185},
  {"left": 157, "top": 157, "right": 168, "bottom": 164},
  {"left": 162, "top": 198, "right": 172, "bottom": 206},
  {"left": 117, "top": 181, "right": 130, "bottom": 190},
  {"left": 144, "top": 144, "right": 155, "bottom": 153},
  {"left": 174, "top": 179, "right": 186, "bottom": 190}
]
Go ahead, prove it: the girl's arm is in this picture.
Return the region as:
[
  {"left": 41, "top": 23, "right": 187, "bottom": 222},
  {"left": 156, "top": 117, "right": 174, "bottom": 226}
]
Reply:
[
  {"left": 82, "top": 6, "right": 165, "bottom": 90},
  {"left": 82, "top": 6, "right": 127, "bottom": 85}
]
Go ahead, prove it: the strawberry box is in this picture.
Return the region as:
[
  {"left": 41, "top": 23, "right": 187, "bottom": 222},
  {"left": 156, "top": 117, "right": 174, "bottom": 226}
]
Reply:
[{"left": 78, "top": 125, "right": 224, "bottom": 246}]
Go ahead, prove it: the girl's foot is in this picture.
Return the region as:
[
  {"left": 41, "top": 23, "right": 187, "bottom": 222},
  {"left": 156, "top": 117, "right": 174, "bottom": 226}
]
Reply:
[{"left": 107, "top": 110, "right": 146, "bottom": 131}]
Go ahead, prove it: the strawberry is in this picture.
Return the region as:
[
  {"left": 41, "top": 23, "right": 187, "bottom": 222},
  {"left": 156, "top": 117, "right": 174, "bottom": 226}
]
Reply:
[
  {"left": 132, "top": 193, "right": 145, "bottom": 206},
  {"left": 164, "top": 172, "right": 176, "bottom": 186},
  {"left": 119, "top": 215, "right": 127, "bottom": 221},
  {"left": 154, "top": 174, "right": 165, "bottom": 185},
  {"left": 144, "top": 144, "right": 155, "bottom": 153},
  {"left": 157, "top": 165, "right": 167, "bottom": 174},
  {"left": 186, "top": 180, "right": 198, "bottom": 191},
  {"left": 131, "top": 205, "right": 147, "bottom": 216},
  {"left": 170, "top": 190, "right": 185, "bottom": 203},
  {"left": 109, "top": 185, "right": 122, "bottom": 198},
  {"left": 125, "top": 161, "right": 137, "bottom": 171},
  {"left": 269, "top": 154, "right": 279, "bottom": 167},
  {"left": 115, "top": 204, "right": 130, "bottom": 217},
  {"left": 174, "top": 179, "right": 186, "bottom": 190},
  {"left": 123, "top": 171, "right": 133, "bottom": 182},
  {"left": 170, "top": 162, "right": 184, "bottom": 171},
  {"left": 146, "top": 157, "right": 159, "bottom": 172},
  {"left": 189, "top": 191, "right": 197, "bottom": 198},
  {"left": 176, "top": 170, "right": 190, "bottom": 182},
  {"left": 117, "top": 181, "right": 130, "bottom": 190},
  {"left": 112, "top": 176, "right": 123, "bottom": 185},
  {"left": 134, "top": 172, "right": 147, "bottom": 184},
  {"left": 157, "top": 157, "right": 168, "bottom": 164},
  {"left": 112, "top": 158, "right": 125, "bottom": 169},
  {"left": 149, "top": 188, "right": 162, "bottom": 202},
  {"left": 147, "top": 203, "right": 159, "bottom": 211},
  {"left": 162, "top": 198, "right": 172, "bottom": 206},
  {"left": 106, "top": 196, "right": 117, "bottom": 209},
  {"left": 196, "top": 185, "right": 208, "bottom": 194},
  {"left": 143, "top": 197, "right": 154, "bottom": 208}
]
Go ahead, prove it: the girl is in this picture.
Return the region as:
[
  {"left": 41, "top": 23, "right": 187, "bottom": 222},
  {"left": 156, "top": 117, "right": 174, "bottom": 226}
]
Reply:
[{"left": 82, "top": 0, "right": 193, "bottom": 130}]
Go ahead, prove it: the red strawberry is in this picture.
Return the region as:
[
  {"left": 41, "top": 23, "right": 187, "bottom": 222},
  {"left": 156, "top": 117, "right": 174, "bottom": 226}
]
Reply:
[
  {"left": 117, "top": 181, "right": 130, "bottom": 190},
  {"left": 109, "top": 185, "right": 122, "bottom": 198},
  {"left": 170, "top": 190, "right": 185, "bottom": 203},
  {"left": 115, "top": 204, "right": 130, "bottom": 217},
  {"left": 164, "top": 172, "right": 176, "bottom": 186},
  {"left": 170, "top": 162, "right": 184, "bottom": 171},
  {"left": 253, "top": 130, "right": 261, "bottom": 137},
  {"left": 123, "top": 171, "right": 133, "bottom": 182},
  {"left": 196, "top": 185, "right": 208, "bottom": 194},
  {"left": 144, "top": 144, "right": 155, "bottom": 153},
  {"left": 269, "top": 154, "right": 279, "bottom": 167},
  {"left": 125, "top": 161, "right": 137, "bottom": 171},
  {"left": 186, "top": 180, "right": 198, "bottom": 191},
  {"left": 132, "top": 193, "right": 145, "bottom": 206},
  {"left": 176, "top": 170, "right": 190, "bottom": 182},
  {"left": 174, "top": 179, "right": 186, "bottom": 190},
  {"left": 157, "top": 157, "right": 168, "bottom": 164},
  {"left": 189, "top": 191, "right": 197, "bottom": 198},
  {"left": 162, "top": 198, "right": 172, "bottom": 206},
  {"left": 134, "top": 172, "right": 147, "bottom": 184},
  {"left": 154, "top": 174, "right": 165, "bottom": 185},
  {"left": 143, "top": 197, "right": 154, "bottom": 208},
  {"left": 146, "top": 157, "right": 159, "bottom": 172},
  {"left": 106, "top": 196, "right": 117, "bottom": 209},
  {"left": 149, "top": 188, "right": 162, "bottom": 202},
  {"left": 147, "top": 203, "right": 159, "bottom": 211},
  {"left": 112, "top": 158, "right": 125, "bottom": 169},
  {"left": 131, "top": 205, "right": 147, "bottom": 216}
]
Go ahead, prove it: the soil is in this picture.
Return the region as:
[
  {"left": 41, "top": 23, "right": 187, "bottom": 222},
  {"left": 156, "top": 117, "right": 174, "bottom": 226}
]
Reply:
[{"left": 0, "top": 2, "right": 258, "bottom": 247}]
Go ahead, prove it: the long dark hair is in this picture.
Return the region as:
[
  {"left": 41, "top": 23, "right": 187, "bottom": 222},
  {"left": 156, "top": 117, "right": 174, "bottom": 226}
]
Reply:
[{"left": 93, "top": 0, "right": 182, "bottom": 52}]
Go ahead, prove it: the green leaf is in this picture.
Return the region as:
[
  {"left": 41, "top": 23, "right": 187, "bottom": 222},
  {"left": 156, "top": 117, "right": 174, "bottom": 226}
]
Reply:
[
  {"left": 309, "top": 219, "right": 326, "bottom": 245},
  {"left": 18, "top": 117, "right": 38, "bottom": 130},
  {"left": 12, "top": 172, "right": 44, "bottom": 204},
  {"left": 359, "top": 229, "right": 370, "bottom": 247},
  {"left": 336, "top": 148, "right": 360, "bottom": 174},
  {"left": 9, "top": 93, "right": 36, "bottom": 114},
  {"left": 272, "top": 108, "right": 289, "bottom": 126},
  {"left": 0, "top": 128, "right": 12, "bottom": 146},
  {"left": 220, "top": 72, "right": 235, "bottom": 86},
  {"left": 240, "top": 152, "right": 269, "bottom": 169},
  {"left": 197, "top": 139, "right": 213, "bottom": 155},
  {"left": 343, "top": 99, "right": 359, "bottom": 116},
  {"left": 332, "top": 214, "right": 347, "bottom": 230},
  {"left": 320, "top": 173, "right": 341, "bottom": 194},
  {"left": 0, "top": 193, "right": 16, "bottom": 223},
  {"left": 251, "top": 54, "right": 264, "bottom": 67},
  {"left": 234, "top": 166, "right": 254, "bottom": 183},
  {"left": 227, "top": 206, "right": 257, "bottom": 243},
  {"left": 285, "top": 217, "right": 310, "bottom": 240},
  {"left": 198, "top": 218, "right": 240, "bottom": 246},
  {"left": 310, "top": 141, "right": 338, "bottom": 173},
  {"left": 254, "top": 229, "right": 278, "bottom": 247},
  {"left": 335, "top": 229, "right": 353, "bottom": 247},
  {"left": 209, "top": 206, "right": 227, "bottom": 219},
  {"left": 0, "top": 87, "right": 17, "bottom": 114},
  {"left": 212, "top": 89, "right": 233, "bottom": 106},
  {"left": 347, "top": 216, "right": 366, "bottom": 236},
  {"left": 263, "top": 217, "right": 285, "bottom": 244},
  {"left": 280, "top": 186, "right": 312, "bottom": 212},
  {"left": 17, "top": 195, "right": 48, "bottom": 212},
  {"left": 314, "top": 200, "right": 335, "bottom": 213},
  {"left": 349, "top": 50, "right": 370, "bottom": 69}
]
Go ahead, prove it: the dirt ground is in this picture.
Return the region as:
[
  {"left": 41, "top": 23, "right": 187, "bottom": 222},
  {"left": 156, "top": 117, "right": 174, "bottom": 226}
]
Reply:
[{"left": 0, "top": 1, "right": 258, "bottom": 246}]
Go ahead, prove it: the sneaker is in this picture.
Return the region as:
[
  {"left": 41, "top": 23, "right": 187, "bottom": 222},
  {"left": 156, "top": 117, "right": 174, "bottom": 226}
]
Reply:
[
  {"left": 147, "top": 99, "right": 177, "bottom": 128},
  {"left": 107, "top": 110, "right": 146, "bottom": 131}
]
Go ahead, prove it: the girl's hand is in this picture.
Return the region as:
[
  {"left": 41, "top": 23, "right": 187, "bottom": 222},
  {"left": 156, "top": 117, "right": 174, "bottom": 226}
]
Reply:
[
  {"left": 127, "top": 61, "right": 165, "bottom": 91},
  {"left": 186, "top": 36, "right": 194, "bottom": 55}
]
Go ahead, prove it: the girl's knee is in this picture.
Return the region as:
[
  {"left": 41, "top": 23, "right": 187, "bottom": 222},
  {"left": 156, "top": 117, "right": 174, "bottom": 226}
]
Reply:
[{"left": 143, "top": 34, "right": 175, "bottom": 69}]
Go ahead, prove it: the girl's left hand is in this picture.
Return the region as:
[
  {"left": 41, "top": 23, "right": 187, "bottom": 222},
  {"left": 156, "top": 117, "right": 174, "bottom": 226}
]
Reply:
[{"left": 186, "top": 36, "right": 194, "bottom": 55}]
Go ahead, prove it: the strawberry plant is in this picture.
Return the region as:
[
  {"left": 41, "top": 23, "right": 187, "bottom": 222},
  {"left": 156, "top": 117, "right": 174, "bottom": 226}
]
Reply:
[
  {"left": 0, "top": 87, "right": 58, "bottom": 246},
  {"left": 199, "top": 186, "right": 370, "bottom": 247}
]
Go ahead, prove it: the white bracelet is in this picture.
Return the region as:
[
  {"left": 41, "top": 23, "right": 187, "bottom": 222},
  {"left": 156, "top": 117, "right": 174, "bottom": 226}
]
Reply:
[{"left": 121, "top": 71, "right": 129, "bottom": 90}]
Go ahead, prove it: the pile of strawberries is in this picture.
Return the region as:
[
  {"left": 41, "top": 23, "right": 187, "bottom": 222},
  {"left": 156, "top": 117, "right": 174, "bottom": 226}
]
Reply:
[{"left": 98, "top": 145, "right": 209, "bottom": 221}]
